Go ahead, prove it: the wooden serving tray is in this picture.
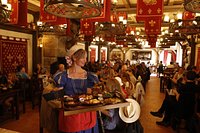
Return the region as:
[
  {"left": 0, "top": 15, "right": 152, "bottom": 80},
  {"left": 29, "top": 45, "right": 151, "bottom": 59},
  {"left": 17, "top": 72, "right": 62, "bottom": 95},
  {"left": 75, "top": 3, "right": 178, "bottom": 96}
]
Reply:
[{"left": 62, "top": 102, "right": 130, "bottom": 116}]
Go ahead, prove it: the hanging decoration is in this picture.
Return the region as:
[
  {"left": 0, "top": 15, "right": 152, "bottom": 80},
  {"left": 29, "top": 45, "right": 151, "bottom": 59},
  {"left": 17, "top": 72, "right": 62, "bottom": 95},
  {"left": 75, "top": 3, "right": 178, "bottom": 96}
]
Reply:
[
  {"left": 184, "top": 0, "right": 200, "bottom": 13},
  {"left": 40, "top": 0, "right": 57, "bottom": 22},
  {"left": 147, "top": 34, "right": 157, "bottom": 48},
  {"left": 80, "top": 19, "right": 95, "bottom": 36},
  {"left": 17, "top": 0, "right": 27, "bottom": 26},
  {"left": 136, "top": 0, "right": 163, "bottom": 21},
  {"left": 86, "top": 0, "right": 111, "bottom": 22},
  {"left": 44, "top": 0, "right": 102, "bottom": 19},
  {"left": 8, "top": 0, "right": 18, "bottom": 24},
  {"left": 145, "top": 17, "right": 161, "bottom": 34}
]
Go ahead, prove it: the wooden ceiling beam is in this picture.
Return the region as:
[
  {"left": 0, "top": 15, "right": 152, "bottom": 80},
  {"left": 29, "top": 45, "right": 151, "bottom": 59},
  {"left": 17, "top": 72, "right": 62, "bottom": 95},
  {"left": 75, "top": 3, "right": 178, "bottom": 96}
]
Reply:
[
  {"left": 168, "top": 0, "right": 175, "bottom": 6},
  {"left": 121, "top": 0, "right": 130, "bottom": 8},
  {"left": 116, "top": 5, "right": 184, "bottom": 13}
]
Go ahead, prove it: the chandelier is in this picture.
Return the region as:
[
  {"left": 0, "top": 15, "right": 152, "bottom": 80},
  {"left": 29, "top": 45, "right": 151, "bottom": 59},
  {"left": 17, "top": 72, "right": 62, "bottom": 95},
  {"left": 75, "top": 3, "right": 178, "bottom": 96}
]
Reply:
[
  {"left": 169, "top": 16, "right": 200, "bottom": 35},
  {"left": 0, "top": 0, "right": 11, "bottom": 23},
  {"left": 184, "top": 0, "right": 200, "bottom": 13},
  {"left": 37, "top": 21, "right": 68, "bottom": 35},
  {"left": 95, "top": 21, "right": 127, "bottom": 35},
  {"left": 44, "top": 0, "right": 102, "bottom": 19}
]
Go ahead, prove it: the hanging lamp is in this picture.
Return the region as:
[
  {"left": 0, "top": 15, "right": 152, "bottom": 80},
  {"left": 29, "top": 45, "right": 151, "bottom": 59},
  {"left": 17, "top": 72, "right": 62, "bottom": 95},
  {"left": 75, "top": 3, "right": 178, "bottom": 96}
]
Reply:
[{"left": 44, "top": 0, "right": 102, "bottom": 19}]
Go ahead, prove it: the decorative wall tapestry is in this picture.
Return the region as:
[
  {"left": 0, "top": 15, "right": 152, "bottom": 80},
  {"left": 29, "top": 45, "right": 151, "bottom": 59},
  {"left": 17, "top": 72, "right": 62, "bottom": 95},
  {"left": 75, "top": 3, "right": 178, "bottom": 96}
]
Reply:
[{"left": 0, "top": 36, "right": 28, "bottom": 74}]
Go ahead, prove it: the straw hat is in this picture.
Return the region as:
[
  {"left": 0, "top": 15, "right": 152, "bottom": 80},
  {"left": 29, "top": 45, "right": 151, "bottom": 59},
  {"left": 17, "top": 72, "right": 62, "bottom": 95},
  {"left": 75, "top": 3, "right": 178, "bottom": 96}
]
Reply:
[
  {"left": 119, "top": 99, "right": 140, "bottom": 123},
  {"left": 115, "top": 77, "right": 123, "bottom": 86},
  {"left": 137, "top": 76, "right": 142, "bottom": 82}
]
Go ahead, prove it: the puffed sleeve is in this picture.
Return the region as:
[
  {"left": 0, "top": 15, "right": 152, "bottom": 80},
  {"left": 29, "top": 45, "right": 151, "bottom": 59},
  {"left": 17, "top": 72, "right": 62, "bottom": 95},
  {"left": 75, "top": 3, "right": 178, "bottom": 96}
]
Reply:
[
  {"left": 55, "top": 71, "right": 67, "bottom": 88},
  {"left": 87, "top": 72, "right": 99, "bottom": 88}
]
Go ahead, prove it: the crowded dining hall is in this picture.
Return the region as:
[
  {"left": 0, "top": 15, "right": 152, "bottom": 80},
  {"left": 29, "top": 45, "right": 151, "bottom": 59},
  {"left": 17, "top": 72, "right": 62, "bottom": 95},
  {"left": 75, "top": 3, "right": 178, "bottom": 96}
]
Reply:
[{"left": 0, "top": 0, "right": 200, "bottom": 133}]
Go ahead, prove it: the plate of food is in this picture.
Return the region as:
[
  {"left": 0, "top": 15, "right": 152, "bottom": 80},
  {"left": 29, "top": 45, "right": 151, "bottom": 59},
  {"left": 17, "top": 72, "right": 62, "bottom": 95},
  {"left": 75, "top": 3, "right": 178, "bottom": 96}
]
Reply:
[
  {"left": 103, "top": 97, "right": 123, "bottom": 105},
  {"left": 81, "top": 99, "right": 102, "bottom": 106},
  {"left": 64, "top": 101, "right": 80, "bottom": 107}
]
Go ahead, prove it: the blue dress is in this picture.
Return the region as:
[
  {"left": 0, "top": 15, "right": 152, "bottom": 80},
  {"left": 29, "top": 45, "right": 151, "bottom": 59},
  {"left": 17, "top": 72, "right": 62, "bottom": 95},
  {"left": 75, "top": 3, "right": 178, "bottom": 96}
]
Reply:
[{"left": 57, "top": 70, "right": 99, "bottom": 133}]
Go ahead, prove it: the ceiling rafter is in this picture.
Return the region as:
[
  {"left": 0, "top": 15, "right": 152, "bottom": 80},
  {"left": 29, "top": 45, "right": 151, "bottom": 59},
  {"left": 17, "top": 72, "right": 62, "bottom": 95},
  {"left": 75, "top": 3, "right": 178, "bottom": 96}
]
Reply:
[
  {"left": 116, "top": 5, "right": 184, "bottom": 13},
  {"left": 121, "top": 0, "right": 130, "bottom": 8},
  {"left": 168, "top": 0, "right": 175, "bottom": 6}
]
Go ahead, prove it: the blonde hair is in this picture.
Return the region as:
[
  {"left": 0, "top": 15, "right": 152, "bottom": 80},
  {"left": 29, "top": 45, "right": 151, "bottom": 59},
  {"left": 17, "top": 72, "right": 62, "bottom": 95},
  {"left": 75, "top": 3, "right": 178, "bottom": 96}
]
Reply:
[
  {"left": 72, "top": 49, "right": 86, "bottom": 61},
  {"left": 105, "top": 78, "right": 126, "bottom": 98}
]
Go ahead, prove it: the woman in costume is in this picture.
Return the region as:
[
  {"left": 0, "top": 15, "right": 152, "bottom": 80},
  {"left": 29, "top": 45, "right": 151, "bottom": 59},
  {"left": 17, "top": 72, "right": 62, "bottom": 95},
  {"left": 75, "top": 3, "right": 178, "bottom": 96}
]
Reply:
[{"left": 58, "top": 49, "right": 99, "bottom": 133}]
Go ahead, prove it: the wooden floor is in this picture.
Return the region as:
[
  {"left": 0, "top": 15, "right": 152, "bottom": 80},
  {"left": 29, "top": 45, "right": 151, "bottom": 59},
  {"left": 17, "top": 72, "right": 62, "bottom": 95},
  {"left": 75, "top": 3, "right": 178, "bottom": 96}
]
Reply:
[{"left": 0, "top": 76, "right": 176, "bottom": 133}]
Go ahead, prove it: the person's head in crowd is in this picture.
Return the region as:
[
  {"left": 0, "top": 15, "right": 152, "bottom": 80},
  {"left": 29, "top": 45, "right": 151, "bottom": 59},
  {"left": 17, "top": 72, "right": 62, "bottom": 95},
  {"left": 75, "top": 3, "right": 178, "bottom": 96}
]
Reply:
[
  {"left": 186, "top": 70, "right": 196, "bottom": 81},
  {"left": 177, "top": 67, "right": 184, "bottom": 73},
  {"left": 106, "top": 77, "right": 126, "bottom": 98},
  {"left": 71, "top": 49, "right": 87, "bottom": 67},
  {"left": 58, "top": 64, "right": 65, "bottom": 71},
  {"left": 121, "top": 72, "right": 130, "bottom": 83},
  {"left": 121, "top": 64, "right": 127, "bottom": 72},
  {"left": 191, "top": 66, "right": 198, "bottom": 73},
  {"left": 186, "top": 65, "right": 192, "bottom": 71},
  {"left": 16, "top": 65, "right": 26, "bottom": 73}
]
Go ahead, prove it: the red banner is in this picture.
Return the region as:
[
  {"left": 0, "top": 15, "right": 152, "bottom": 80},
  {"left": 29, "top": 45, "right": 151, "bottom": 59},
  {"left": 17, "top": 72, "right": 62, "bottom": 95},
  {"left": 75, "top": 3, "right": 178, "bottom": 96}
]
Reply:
[
  {"left": 182, "top": 11, "right": 195, "bottom": 20},
  {"left": 182, "top": 11, "right": 196, "bottom": 27},
  {"left": 136, "top": 0, "right": 163, "bottom": 21},
  {"left": 65, "top": 19, "right": 71, "bottom": 36},
  {"left": 17, "top": 0, "right": 28, "bottom": 26},
  {"left": 101, "top": 49, "right": 106, "bottom": 62},
  {"left": 8, "top": 0, "right": 18, "bottom": 24},
  {"left": 110, "top": 12, "right": 118, "bottom": 23},
  {"left": 147, "top": 34, "right": 157, "bottom": 48},
  {"left": 145, "top": 17, "right": 161, "bottom": 34},
  {"left": 126, "top": 25, "right": 136, "bottom": 35},
  {"left": 90, "top": 48, "right": 96, "bottom": 63},
  {"left": 117, "top": 12, "right": 128, "bottom": 21},
  {"left": 0, "top": 36, "right": 27, "bottom": 74},
  {"left": 88, "top": 0, "right": 111, "bottom": 22},
  {"left": 40, "top": 0, "right": 57, "bottom": 22},
  {"left": 80, "top": 19, "right": 95, "bottom": 36}
]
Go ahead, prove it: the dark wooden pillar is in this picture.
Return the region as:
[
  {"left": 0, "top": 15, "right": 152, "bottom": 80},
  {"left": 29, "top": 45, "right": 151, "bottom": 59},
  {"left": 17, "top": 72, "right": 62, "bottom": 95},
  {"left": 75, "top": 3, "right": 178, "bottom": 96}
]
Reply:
[
  {"left": 98, "top": 44, "right": 101, "bottom": 63},
  {"left": 107, "top": 45, "right": 110, "bottom": 61},
  {"left": 85, "top": 41, "right": 90, "bottom": 61},
  {"left": 189, "top": 35, "right": 196, "bottom": 66}
]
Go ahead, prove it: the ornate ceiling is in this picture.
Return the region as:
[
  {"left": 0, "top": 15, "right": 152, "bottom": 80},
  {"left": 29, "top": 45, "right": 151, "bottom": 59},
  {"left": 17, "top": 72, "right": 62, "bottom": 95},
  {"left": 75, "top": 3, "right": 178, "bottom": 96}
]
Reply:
[{"left": 27, "top": 0, "right": 184, "bottom": 34}]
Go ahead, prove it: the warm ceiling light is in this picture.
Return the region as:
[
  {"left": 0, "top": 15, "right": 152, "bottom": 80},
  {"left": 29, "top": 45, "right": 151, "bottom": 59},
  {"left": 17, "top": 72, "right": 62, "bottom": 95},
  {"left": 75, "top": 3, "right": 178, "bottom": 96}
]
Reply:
[
  {"left": 1, "top": 0, "right": 8, "bottom": 5},
  {"left": 119, "top": 16, "right": 124, "bottom": 22},
  {"left": 164, "top": 15, "right": 170, "bottom": 22},
  {"left": 170, "top": 19, "right": 175, "bottom": 23},
  {"left": 196, "top": 13, "right": 200, "bottom": 17},
  {"left": 122, "top": 19, "right": 127, "bottom": 25},
  {"left": 177, "top": 13, "right": 182, "bottom": 20},
  {"left": 44, "top": 0, "right": 102, "bottom": 18}
]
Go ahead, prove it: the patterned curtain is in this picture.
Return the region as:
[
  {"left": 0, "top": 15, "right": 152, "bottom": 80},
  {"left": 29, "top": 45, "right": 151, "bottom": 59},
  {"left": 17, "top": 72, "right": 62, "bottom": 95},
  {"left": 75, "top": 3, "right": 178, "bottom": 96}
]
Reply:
[
  {"left": 0, "top": 36, "right": 28, "bottom": 74},
  {"left": 171, "top": 51, "right": 176, "bottom": 63},
  {"left": 163, "top": 50, "right": 168, "bottom": 66}
]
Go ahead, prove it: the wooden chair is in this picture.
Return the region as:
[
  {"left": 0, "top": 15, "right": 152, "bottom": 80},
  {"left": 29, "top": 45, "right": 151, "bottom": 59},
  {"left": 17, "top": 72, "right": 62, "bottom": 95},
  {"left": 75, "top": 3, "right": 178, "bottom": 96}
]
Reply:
[
  {"left": 30, "top": 77, "right": 44, "bottom": 110},
  {"left": 14, "top": 79, "right": 28, "bottom": 113}
]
